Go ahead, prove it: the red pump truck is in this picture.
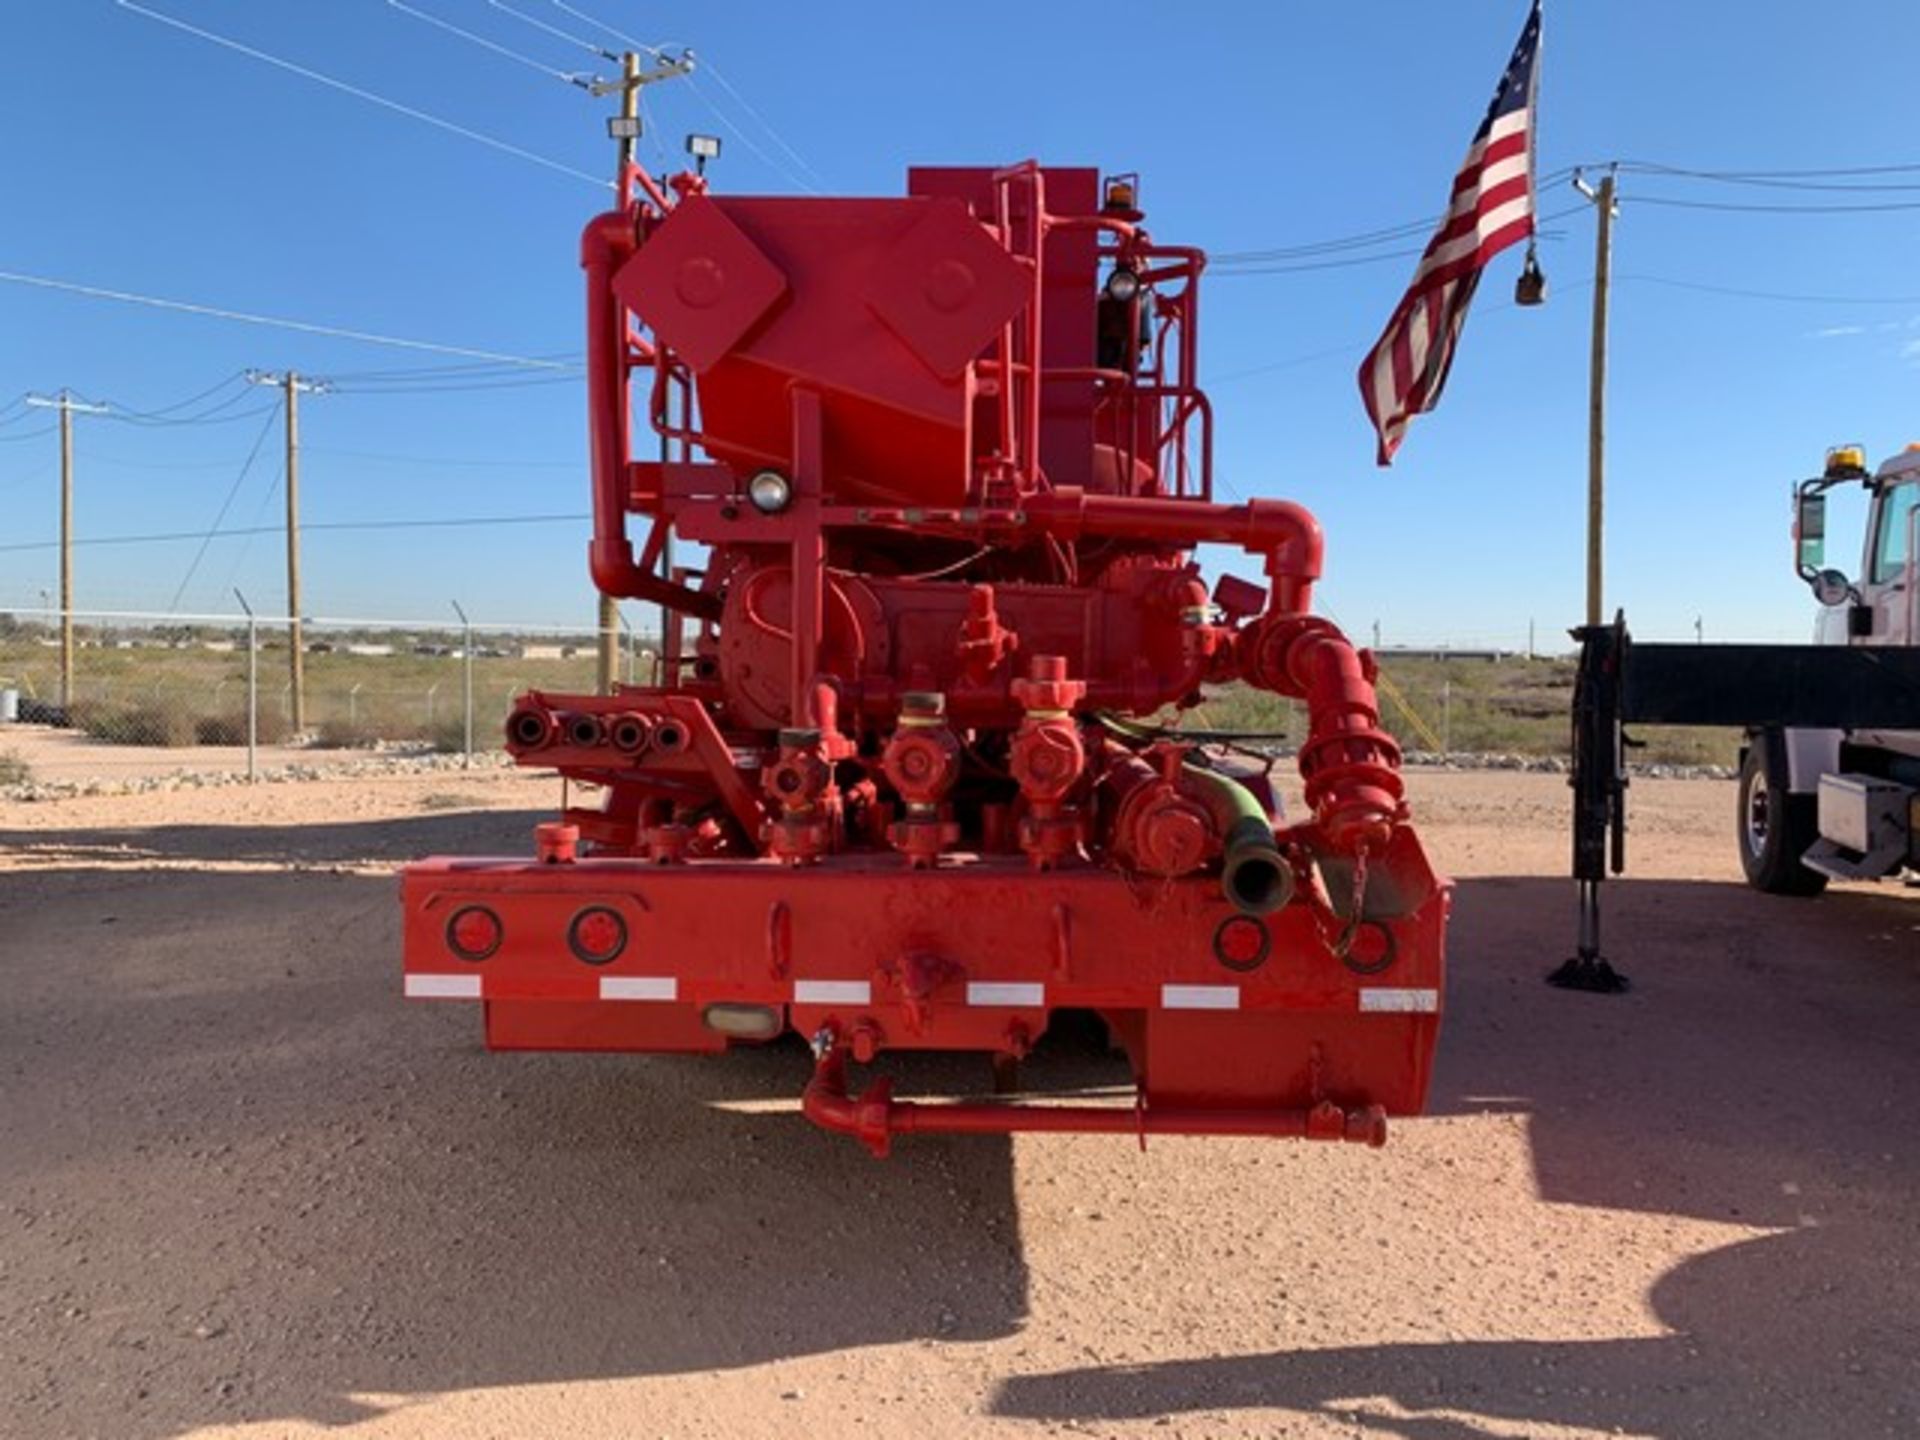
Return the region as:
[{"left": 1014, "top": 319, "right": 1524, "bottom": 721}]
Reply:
[{"left": 400, "top": 160, "right": 1451, "bottom": 1155}]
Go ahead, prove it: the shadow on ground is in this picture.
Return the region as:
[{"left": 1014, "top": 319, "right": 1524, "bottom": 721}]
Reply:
[
  {"left": 4, "top": 808, "right": 1918, "bottom": 1438},
  {"left": 1, "top": 809, "right": 1052, "bottom": 1438},
  {"left": 993, "top": 873, "right": 1920, "bottom": 1437}
]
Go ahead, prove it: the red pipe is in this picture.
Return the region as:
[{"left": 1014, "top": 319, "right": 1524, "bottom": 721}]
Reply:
[
  {"left": 802, "top": 1049, "right": 1386, "bottom": 1158},
  {"left": 581, "top": 210, "right": 721, "bottom": 620},
  {"left": 1017, "top": 492, "right": 1322, "bottom": 611}
]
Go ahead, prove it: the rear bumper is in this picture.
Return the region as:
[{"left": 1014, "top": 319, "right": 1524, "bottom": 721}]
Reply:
[{"left": 401, "top": 839, "right": 1450, "bottom": 1125}]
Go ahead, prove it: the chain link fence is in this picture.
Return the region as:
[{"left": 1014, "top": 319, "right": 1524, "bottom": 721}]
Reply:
[
  {"left": 0, "top": 609, "right": 1735, "bottom": 789},
  {"left": 0, "top": 608, "right": 658, "bottom": 786}
]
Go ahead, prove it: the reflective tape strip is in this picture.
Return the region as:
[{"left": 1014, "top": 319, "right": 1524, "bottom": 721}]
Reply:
[
  {"left": 600, "top": 976, "right": 678, "bottom": 1002},
  {"left": 793, "top": 980, "right": 871, "bottom": 1006},
  {"left": 405, "top": 973, "right": 483, "bottom": 1000},
  {"left": 1161, "top": 984, "right": 1240, "bottom": 1010},
  {"left": 1359, "top": 987, "right": 1440, "bottom": 1013},
  {"left": 967, "top": 982, "right": 1045, "bottom": 1008}
]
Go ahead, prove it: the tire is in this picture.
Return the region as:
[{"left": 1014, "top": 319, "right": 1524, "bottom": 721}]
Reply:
[{"left": 1737, "top": 731, "right": 1828, "bottom": 896}]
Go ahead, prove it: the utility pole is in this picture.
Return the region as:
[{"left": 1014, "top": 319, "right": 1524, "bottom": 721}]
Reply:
[
  {"left": 1573, "top": 167, "right": 1618, "bottom": 628},
  {"left": 25, "top": 390, "right": 109, "bottom": 708},
  {"left": 247, "top": 370, "right": 327, "bottom": 731},
  {"left": 590, "top": 48, "right": 695, "bottom": 695}
]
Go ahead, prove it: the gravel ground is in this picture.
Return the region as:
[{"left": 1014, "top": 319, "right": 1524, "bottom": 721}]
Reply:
[{"left": 2, "top": 768, "right": 1917, "bottom": 1440}]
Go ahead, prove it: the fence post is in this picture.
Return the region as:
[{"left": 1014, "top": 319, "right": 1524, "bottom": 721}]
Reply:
[
  {"left": 451, "top": 600, "right": 473, "bottom": 770},
  {"left": 425, "top": 681, "right": 439, "bottom": 727},
  {"left": 235, "top": 589, "right": 258, "bottom": 783},
  {"left": 1441, "top": 679, "right": 1453, "bottom": 759}
]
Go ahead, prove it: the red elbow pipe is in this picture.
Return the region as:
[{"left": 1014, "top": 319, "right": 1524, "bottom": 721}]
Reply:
[
  {"left": 581, "top": 210, "right": 721, "bottom": 621},
  {"left": 1020, "top": 492, "right": 1324, "bottom": 611}
]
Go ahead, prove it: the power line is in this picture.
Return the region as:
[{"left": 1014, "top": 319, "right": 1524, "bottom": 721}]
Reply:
[
  {"left": 166, "top": 405, "right": 282, "bottom": 613},
  {"left": 116, "top": 0, "right": 610, "bottom": 189},
  {"left": 0, "top": 513, "right": 595, "bottom": 556},
  {"left": 1212, "top": 168, "right": 1583, "bottom": 265},
  {"left": 327, "top": 373, "right": 584, "bottom": 395},
  {"left": 302, "top": 446, "right": 578, "bottom": 468},
  {"left": 681, "top": 72, "right": 821, "bottom": 194},
  {"left": 1628, "top": 192, "right": 1920, "bottom": 214},
  {"left": 486, "top": 0, "right": 618, "bottom": 61},
  {"left": 691, "top": 58, "right": 828, "bottom": 189},
  {"left": 325, "top": 355, "right": 582, "bottom": 382},
  {"left": 1213, "top": 204, "right": 1586, "bottom": 276},
  {"left": 0, "top": 268, "right": 577, "bottom": 367},
  {"left": 385, "top": 0, "right": 595, "bottom": 87},
  {"left": 543, "top": 0, "right": 668, "bottom": 54},
  {"left": 1616, "top": 158, "right": 1920, "bottom": 192},
  {"left": 1616, "top": 273, "right": 1920, "bottom": 305},
  {"left": 537, "top": 1, "right": 825, "bottom": 189}
]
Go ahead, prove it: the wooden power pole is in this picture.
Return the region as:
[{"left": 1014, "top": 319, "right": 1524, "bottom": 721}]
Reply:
[
  {"left": 25, "top": 390, "right": 109, "bottom": 708},
  {"left": 248, "top": 370, "right": 325, "bottom": 731},
  {"left": 1578, "top": 168, "right": 1617, "bottom": 628}
]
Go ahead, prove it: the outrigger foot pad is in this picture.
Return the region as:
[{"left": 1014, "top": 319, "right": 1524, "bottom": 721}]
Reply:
[{"left": 1546, "top": 955, "right": 1631, "bottom": 994}]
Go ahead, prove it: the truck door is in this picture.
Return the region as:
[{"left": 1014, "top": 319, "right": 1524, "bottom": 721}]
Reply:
[{"left": 1862, "top": 474, "right": 1918, "bottom": 647}]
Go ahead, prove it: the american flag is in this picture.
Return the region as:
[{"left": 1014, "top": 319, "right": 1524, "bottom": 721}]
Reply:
[{"left": 1359, "top": 1, "right": 1541, "bottom": 465}]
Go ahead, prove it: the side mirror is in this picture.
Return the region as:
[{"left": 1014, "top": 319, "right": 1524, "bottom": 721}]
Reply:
[
  {"left": 1795, "top": 489, "right": 1827, "bottom": 574},
  {"left": 1811, "top": 568, "right": 1853, "bottom": 607}
]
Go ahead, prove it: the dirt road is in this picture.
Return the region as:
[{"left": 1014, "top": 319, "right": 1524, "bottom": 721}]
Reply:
[{"left": 2, "top": 769, "right": 1916, "bottom": 1439}]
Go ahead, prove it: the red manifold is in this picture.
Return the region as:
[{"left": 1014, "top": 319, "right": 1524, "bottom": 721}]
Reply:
[{"left": 402, "top": 162, "right": 1450, "bottom": 1154}]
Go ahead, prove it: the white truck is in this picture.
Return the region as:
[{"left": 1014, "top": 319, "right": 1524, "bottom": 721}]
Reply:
[
  {"left": 1740, "top": 443, "right": 1920, "bottom": 893},
  {"left": 1557, "top": 444, "right": 1920, "bottom": 989}
]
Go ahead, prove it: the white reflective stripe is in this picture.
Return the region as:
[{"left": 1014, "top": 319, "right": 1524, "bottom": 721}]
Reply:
[
  {"left": 967, "top": 982, "right": 1045, "bottom": 1007},
  {"left": 1161, "top": 984, "right": 1239, "bottom": 1011},
  {"left": 1360, "top": 987, "right": 1440, "bottom": 1013},
  {"left": 793, "top": 979, "right": 871, "bottom": 1006},
  {"left": 406, "top": 972, "right": 483, "bottom": 1000},
  {"left": 600, "top": 976, "right": 677, "bottom": 1002}
]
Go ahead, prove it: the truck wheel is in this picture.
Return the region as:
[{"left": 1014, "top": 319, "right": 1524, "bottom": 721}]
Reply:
[{"left": 1737, "top": 732, "right": 1828, "bottom": 896}]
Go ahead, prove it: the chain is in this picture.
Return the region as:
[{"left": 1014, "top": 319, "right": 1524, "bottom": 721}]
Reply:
[{"left": 1311, "top": 845, "right": 1371, "bottom": 960}]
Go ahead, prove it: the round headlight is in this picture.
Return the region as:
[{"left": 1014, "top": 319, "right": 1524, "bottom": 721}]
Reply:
[
  {"left": 747, "top": 470, "right": 793, "bottom": 514},
  {"left": 1105, "top": 268, "right": 1141, "bottom": 304}
]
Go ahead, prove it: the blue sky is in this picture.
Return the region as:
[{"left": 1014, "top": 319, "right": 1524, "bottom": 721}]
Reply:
[{"left": 3, "top": 0, "right": 1917, "bottom": 644}]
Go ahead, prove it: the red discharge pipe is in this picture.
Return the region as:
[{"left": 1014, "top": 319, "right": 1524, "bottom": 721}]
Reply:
[
  {"left": 802, "top": 1048, "right": 1386, "bottom": 1158},
  {"left": 1245, "top": 614, "right": 1404, "bottom": 854},
  {"left": 581, "top": 210, "right": 720, "bottom": 620}
]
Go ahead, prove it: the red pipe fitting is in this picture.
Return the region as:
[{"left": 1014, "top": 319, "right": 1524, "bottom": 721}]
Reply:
[
  {"left": 505, "top": 700, "right": 556, "bottom": 753},
  {"left": 1240, "top": 613, "right": 1404, "bottom": 854},
  {"left": 881, "top": 694, "right": 962, "bottom": 867},
  {"left": 763, "top": 727, "right": 836, "bottom": 865},
  {"left": 1009, "top": 656, "right": 1087, "bottom": 869},
  {"left": 957, "top": 584, "right": 1018, "bottom": 687},
  {"left": 607, "top": 712, "right": 654, "bottom": 755}
]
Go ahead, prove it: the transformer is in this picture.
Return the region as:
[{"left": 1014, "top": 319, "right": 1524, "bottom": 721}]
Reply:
[{"left": 400, "top": 162, "right": 1450, "bottom": 1155}]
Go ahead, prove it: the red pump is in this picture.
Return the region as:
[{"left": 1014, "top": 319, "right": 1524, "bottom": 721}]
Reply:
[{"left": 400, "top": 162, "right": 1449, "bottom": 1152}]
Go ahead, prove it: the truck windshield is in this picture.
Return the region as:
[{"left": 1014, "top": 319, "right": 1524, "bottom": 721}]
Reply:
[{"left": 1872, "top": 479, "right": 1919, "bottom": 583}]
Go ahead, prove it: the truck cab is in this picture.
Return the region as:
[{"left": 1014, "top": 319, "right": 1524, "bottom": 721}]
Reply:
[{"left": 1739, "top": 445, "right": 1920, "bottom": 891}]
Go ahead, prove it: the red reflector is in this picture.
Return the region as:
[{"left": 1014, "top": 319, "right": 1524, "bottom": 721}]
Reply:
[
  {"left": 1213, "top": 915, "right": 1270, "bottom": 973},
  {"left": 446, "top": 905, "right": 503, "bottom": 962},
  {"left": 568, "top": 906, "right": 628, "bottom": 966}
]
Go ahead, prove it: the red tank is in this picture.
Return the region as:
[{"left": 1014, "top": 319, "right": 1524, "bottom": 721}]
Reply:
[{"left": 401, "top": 161, "right": 1449, "bottom": 1155}]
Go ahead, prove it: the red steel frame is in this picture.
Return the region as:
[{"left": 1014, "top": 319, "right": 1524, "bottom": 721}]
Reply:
[{"left": 401, "top": 160, "right": 1451, "bottom": 1154}]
